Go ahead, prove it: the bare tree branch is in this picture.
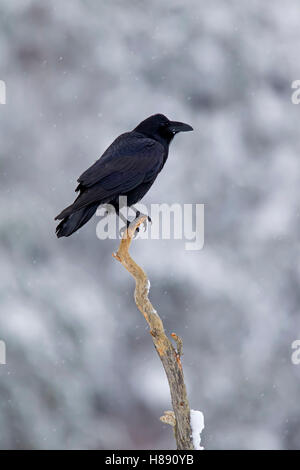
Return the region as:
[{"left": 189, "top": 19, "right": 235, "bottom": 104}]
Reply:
[{"left": 113, "top": 215, "right": 194, "bottom": 450}]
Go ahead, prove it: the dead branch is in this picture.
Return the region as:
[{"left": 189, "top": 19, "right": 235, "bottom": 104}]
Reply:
[{"left": 113, "top": 215, "right": 194, "bottom": 450}]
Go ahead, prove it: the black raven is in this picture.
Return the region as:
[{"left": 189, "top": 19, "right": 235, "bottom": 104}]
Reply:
[{"left": 55, "top": 113, "right": 193, "bottom": 237}]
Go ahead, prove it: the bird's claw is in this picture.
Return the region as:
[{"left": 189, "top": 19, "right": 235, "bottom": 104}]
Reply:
[
  {"left": 134, "top": 211, "right": 151, "bottom": 224},
  {"left": 136, "top": 212, "right": 151, "bottom": 233},
  {"left": 119, "top": 222, "right": 140, "bottom": 239},
  {"left": 119, "top": 212, "right": 151, "bottom": 238},
  {"left": 140, "top": 218, "right": 148, "bottom": 233}
]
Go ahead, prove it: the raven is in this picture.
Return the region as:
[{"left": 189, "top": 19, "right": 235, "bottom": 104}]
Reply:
[{"left": 55, "top": 113, "right": 193, "bottom": 237}]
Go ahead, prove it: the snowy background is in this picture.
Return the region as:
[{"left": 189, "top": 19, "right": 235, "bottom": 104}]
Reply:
[{"left": 1, "top": 0, "right": 300, "bottom": 450}]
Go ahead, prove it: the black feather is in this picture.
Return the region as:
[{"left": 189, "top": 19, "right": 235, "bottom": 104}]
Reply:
[{"left": 55, "top": 113, "right": 192, "bottom": 237}]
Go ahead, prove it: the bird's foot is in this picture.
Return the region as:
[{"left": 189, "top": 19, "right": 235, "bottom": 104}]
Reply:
[
  {"left": 119, "top": 224, "right": 140, "bottom": 239},
  {"left": 119, "top": 212, "right": 151, "bottom": 238},
  {"left": 134, "top": 211, "right": 152, "bottom": 225},
  {"left": 119, "top": 219, "right": 140, "bottom": 239},
  {"left": 134, "top": 212, "right": 151, "bottom": 233}
]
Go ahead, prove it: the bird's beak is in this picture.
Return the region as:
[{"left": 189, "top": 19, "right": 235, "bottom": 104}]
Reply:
[{"left": 168, "top": 121, "right": 193, "bottom": 133}]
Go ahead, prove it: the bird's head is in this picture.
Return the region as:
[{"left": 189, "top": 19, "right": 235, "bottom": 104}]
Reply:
[{"left": 134, "top": 114, "right": 193, "bottom": 146}]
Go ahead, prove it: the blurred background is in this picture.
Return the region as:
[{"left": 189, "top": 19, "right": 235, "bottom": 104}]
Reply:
[{"left": 0, "top": 0, "right": 300, "bottom": 450}]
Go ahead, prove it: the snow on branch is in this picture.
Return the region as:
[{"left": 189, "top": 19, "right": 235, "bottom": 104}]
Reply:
[
  {"left": 190, "top": 409, "right": 205, "bottom": 450},
  {"left": 113, "top": 214, "right": 198, "bottom": 450}
]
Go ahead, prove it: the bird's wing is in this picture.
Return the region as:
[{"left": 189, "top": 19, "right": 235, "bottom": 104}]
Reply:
[
  {"left": 77, "top": 133, "right": 164, "bottom": 188},
  {"left": 69, "top": 132, "right": 165, "bottom": 212}
]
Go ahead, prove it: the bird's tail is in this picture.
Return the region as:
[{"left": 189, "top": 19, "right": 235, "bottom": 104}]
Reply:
[{"left": 55, "top": 203, "right": 99, "bottom": 238}]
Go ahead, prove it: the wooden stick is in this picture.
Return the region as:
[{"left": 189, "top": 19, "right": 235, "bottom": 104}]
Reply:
[{"left": 113, "top": 215, "right": 194, "bottom": 450}]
